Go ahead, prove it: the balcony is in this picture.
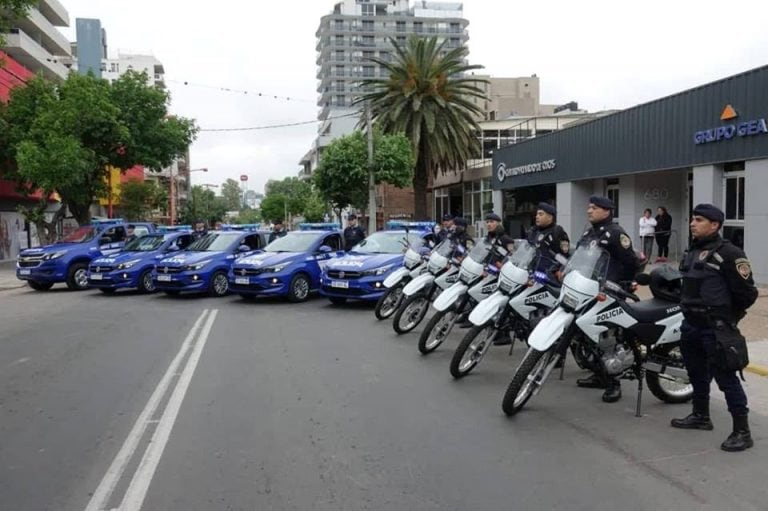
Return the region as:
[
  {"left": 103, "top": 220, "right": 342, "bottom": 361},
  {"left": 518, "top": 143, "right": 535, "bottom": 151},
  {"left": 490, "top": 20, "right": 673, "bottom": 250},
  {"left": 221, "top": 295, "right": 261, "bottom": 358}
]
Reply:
[
  {"left": 2, "top": 29, "right": 68, "bottom": 80},
  {"left": 38, "top": 0, "right": 69, "bottom": 27},
  {"left": 13, "top": 8, "right": 71, "bottom": 56}
]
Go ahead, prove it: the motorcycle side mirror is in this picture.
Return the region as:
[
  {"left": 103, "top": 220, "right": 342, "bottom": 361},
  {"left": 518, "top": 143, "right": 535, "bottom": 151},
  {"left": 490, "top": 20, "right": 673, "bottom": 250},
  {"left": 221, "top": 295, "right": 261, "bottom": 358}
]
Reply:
[{"left": 635, "top": 273, "right": 651, "bottom": 286}]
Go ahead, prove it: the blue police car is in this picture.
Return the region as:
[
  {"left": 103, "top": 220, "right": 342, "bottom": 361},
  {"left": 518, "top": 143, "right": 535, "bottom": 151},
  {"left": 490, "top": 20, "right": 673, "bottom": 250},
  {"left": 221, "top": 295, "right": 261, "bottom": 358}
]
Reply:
[
  {"left": 87, "top": 231, "right": 195, "bottom": 294},
  {"left": 16, "top": 219, "right": 156, "bottom": 291},
  {"left": 229, "top": 226, "right": 345, "bottom": 302},
  {"left": 152, "top": 229, "right": 268, "bottom": 297},
  {"left": 319, "top": 223, "right": 435, "bottom": 305}
]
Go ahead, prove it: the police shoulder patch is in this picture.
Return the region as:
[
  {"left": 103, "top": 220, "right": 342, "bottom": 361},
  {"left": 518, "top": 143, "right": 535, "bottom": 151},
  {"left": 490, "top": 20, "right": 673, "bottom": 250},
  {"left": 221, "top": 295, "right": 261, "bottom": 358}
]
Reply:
[
  {"left": 735, "top": 258, "right": 752, "bottom": 280},
  {"left": 619, "top": 234, "right": 631, "bottom": 249}
]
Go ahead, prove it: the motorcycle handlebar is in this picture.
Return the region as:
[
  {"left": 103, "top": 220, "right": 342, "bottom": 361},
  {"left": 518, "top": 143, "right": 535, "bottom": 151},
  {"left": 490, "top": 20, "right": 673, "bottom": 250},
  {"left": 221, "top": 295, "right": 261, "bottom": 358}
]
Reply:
[{"left": 604, "top": 280, "right": 640, "bottom": 302}]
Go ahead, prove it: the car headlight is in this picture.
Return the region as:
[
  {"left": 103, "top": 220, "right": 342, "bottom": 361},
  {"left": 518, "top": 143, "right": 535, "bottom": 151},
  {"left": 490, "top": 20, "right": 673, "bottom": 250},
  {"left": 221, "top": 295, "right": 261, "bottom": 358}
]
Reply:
[
  {"left": 116, "top": 259, "right": 142, "bottom": 270},
  {"left": 363, "top": 264, "right": 393, "bottom": 277},
  {"left": 185, "top": 260, "right": 212, "bottom": 271},
  {"left": 263, "top": 263, "right": 290, "bottom": 273},
  {"left": 43, "top": 251, "right": 67, "bottom": 261}
]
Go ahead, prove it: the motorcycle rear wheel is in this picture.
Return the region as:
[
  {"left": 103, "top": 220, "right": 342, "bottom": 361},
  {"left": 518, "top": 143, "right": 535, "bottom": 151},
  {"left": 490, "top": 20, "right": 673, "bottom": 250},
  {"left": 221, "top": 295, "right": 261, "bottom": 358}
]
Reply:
[
  {"left": 502, "top": 348, "right": 558, "bottom": 416},
  {"left": 645, "top": 343, "right": 693, "bottom": 404}
]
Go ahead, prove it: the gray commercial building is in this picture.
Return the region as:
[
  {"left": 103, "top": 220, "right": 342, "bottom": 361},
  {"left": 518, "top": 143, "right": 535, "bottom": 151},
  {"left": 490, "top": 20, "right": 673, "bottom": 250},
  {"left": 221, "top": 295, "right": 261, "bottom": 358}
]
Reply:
[
  {"left": 492, "top": 65, "right": 768, "bottom": 284},
  {"left": 74, "top": 18, "right": 106, "bottom": 78}
]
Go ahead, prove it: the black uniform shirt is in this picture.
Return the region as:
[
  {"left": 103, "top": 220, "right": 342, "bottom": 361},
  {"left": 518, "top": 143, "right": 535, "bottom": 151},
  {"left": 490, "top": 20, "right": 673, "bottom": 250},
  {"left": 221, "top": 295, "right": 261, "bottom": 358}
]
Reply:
[
  {"left": 343, "top": 225, "right": 366, "bottom": 251},
  {"left": 578, "top": 218, "right": 637, "bottom": 283}
]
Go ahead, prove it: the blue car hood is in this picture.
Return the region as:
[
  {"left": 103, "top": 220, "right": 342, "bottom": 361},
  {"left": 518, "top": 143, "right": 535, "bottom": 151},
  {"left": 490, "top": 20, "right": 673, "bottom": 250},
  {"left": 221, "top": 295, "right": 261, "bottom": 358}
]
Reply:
[
  {"left": 19, "top": 242, "right": 87, "bottom": 256},
  {"left": 325, "top": 253, "right": 402, "bottom": 272},
  {"left": 233, "top": 251, "right": 303, "bottom": 268},
  {"left": 157, "top": 251, "right": 228, "bottom": 267},
  {"left": 91, "top": 251, "right": 159, "bottom": 266}
]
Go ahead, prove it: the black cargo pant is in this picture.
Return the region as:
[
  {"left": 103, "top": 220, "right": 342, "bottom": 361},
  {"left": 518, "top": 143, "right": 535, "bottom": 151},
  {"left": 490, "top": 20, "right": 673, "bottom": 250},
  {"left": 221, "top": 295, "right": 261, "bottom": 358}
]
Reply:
[{"left": 680, "top": 320, "right": 748, "bottom": 416}]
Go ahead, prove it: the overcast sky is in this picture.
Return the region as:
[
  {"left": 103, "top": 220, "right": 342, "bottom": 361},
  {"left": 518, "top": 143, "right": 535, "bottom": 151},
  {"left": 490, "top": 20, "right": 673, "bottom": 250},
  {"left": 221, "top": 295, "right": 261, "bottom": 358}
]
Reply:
[{"left": 59, "top": 0, "right": 768, "bottom": 195}]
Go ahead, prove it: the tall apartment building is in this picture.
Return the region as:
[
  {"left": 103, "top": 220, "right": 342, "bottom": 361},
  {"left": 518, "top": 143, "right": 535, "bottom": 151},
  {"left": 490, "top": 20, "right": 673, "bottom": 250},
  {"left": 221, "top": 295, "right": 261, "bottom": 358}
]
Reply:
[{"left": 2, "top": 0, "right": 71, "bottom": 80}]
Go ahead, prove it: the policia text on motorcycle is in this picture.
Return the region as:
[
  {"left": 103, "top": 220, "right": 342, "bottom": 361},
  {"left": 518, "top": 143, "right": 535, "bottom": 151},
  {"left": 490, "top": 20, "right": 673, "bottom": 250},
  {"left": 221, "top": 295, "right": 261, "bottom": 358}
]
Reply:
[
  {"left": 575, "top": 196, "right": 641, "bottom": 404},
  {"left": 671, "top": 203, "right": 758, "bottom": 452}
]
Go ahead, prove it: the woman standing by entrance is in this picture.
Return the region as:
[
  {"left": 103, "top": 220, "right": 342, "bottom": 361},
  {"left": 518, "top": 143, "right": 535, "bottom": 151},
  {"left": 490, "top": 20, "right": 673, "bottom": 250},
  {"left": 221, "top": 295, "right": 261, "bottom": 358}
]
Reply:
[
  {"left": 654, "top": 206, "right": 672, "bottom": 262},
  {"left": 639, "top": 208, "right": 657, "bottom": 260}
]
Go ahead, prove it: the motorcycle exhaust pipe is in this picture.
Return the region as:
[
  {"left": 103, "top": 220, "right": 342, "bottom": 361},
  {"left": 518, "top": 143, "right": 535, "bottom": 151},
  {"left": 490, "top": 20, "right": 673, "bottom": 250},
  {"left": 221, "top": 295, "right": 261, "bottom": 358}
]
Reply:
[{"left": 642, "top": 361, "right": 690, "bottom": 382}]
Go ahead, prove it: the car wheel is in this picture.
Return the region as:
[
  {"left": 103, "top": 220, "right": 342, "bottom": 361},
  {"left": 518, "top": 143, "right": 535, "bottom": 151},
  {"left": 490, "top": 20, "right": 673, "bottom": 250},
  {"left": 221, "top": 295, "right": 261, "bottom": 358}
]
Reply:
[
  {"left": 137, "top": 269, "right": 156, "bottom": 293},
  {"left": 66, "top": 263, "right": 89, "bottom": 290},
  {"left": 287, "top": 273, "right": 311, "bottom": 303},
  {"left": 208, "top": 271, "right": 229, "bottom": 297}
]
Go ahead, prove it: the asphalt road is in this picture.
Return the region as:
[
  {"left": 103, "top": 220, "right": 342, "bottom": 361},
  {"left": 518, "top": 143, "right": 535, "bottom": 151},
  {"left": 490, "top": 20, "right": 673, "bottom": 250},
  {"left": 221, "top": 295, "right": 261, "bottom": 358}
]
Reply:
[{"left": 0, "top": 284, "right": 766, "bottom": 511}]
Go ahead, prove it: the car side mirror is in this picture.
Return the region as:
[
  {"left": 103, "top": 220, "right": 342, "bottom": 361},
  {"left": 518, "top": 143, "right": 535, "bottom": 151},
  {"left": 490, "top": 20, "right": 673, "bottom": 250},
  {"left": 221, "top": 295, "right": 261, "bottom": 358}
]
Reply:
[
  {"left": 318, "top": 245, "right": 332, "bottom": 254},
  {"left": 167, "top": 245, "right": 180, "bottom": 252},
  {"left": 238, "top": 245, "right": 251, "bottom": 253},
  {"left": 100, "top": 236, "right": 112, "bottom": 245}
]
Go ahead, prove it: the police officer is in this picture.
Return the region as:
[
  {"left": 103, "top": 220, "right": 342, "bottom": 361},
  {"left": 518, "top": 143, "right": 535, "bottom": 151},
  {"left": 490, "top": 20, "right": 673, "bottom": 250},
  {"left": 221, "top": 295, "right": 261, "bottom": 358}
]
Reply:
[
  {"left": 671, "top": 204, "right": 758, "bottom": 452},
  {"left": 450, "top": 216, "right": 473, "bottom": 250},
  {"left": 575, "top": 196, "right": 639, "bottom": 403},
  {"left": 125, "top": 224, "right": 138, "bottom": 244},
  {"left": 527, "top": 202, "right": 570, "bottom": 274},
  {"left": 436, "top": 214, "right": 454, "bottom": 244},
  {"left": 268, "top": 219, "right": 287, "bottom": 244},
  {"left": 192, "top": 220, "right": 208, "bottom": 241},
  {"left": 484, "top": 213, "right": 514, "bottom": 252},
  {"left": 343, "top": 213, "right": 366, "bottom": 251}
]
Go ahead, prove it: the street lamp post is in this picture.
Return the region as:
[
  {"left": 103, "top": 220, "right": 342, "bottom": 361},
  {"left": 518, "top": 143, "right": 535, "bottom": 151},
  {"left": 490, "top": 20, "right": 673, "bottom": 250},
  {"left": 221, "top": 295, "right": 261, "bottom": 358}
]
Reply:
[{"left": 170, "top": 167, "right": 207, "bottom": 225}]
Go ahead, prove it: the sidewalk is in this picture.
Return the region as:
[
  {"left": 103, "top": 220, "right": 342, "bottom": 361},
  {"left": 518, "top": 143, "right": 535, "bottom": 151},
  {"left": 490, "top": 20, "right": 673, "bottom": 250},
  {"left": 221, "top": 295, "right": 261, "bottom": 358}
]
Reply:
[{"left": 0, "top": 260, "right": 25, "bottom": 291}]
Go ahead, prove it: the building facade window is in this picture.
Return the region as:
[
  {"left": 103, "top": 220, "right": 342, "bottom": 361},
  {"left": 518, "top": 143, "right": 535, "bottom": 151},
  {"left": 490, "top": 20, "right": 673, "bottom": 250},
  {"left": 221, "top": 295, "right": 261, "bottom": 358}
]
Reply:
[
  {"left": 723, "top": 161, "right": 746, "bottom": 248},
  {"left": 363, "top": 65, "right": 375, "bottom": 77},
  {"left": 413, "top": 21, "right": 423, "bottom": 33},
  {"left": 362, "top": 19, "right": 374, "bottom": 31},
  {"left": 396, "top": 21, "right": 406, "bottom": 32},
  {"left": 463, "top": 179, "right": 493, "bottom": 231},
  {"left": 362, "top": 35, "right": 375, "bottom": 46},
  {"left": 361, "top": 3, "right": 374, "bottom": 16},
  {"left": 606, "top": 178, "right": 620, "bottom": 219}
]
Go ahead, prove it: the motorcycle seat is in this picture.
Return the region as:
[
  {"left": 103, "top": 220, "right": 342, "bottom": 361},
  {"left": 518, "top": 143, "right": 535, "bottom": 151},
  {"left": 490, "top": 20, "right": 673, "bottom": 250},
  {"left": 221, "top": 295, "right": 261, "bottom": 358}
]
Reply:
[{"left": 620, "top": 298, "right": 680, "bottom": 324}]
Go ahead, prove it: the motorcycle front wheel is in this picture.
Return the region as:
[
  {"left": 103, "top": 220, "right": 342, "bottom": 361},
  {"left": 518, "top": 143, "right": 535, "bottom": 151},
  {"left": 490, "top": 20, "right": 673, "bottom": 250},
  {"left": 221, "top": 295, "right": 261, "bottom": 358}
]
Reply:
[
  {"left": 374, "top": 284, "right": 404, "bottom": 320},
  {"left": 418, "top": 309, "right": 457, "bottom": 354},
  {"left": 450, "top": 324, "right": 497, "bottom": 378},
  {"left": 392, "top": 294, "right": 430, "bottom": 335},
  {"left": 502, "top": 347, "right": 559, "bottom": 416}
]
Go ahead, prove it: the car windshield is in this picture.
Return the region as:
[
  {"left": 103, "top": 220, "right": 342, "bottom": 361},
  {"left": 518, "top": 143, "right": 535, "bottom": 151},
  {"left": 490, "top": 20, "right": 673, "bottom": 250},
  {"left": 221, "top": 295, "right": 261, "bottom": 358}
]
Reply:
[
  {"left": 563, "top": 244, "right": 610, "bottom": 282},
  {"left": 351, "top": 232, "right": 423, "bottom": 254},
  {"left": 187, "top": 232, "right": 240, "bottom": 252},
  {"left": 509, "top": 240, "right": 537, "bottom": 269},
  {"left": 124, "top": 234, "right": 165, "bottom": 252},
  {"left": 60, "top": 226, "right": 97, "bottom": 243},
  {"left": 265, "top": 232, "right": 319, "bottom": 253}
]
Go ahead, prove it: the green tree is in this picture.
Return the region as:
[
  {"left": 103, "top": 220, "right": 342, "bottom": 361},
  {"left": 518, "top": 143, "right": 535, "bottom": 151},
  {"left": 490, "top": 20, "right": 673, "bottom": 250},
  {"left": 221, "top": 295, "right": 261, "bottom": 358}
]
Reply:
[
  {"left": 233, "top": 207, "right": 261, "bottom": 225},
  {"left": 221, "top": 178, "right": 243, "bottom": 211},
  {"left": 1, "top": 71, "right": 197, "bottom": 241},
  {"left": 259, "top": 194, "right": 287, "bottom": 224},
  {"left": 313, "top": 130, "right": 414, "bottom": 222},
  {"left": 356, "top": 36, "right": 487, "bottom": 218},
  {"left": 119, "top": 179, "right": 156, "bottom": 221},
  {"left": 0, "top": 0, "right": 36, "bottom": 46},
  {"left": 179, "top": 185, "right": 227, "bottom": 227}
]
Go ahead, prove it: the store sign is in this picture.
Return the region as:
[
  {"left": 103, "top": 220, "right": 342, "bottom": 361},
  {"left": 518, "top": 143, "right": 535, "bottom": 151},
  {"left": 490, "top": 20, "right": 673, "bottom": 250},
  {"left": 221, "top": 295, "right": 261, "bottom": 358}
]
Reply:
[
  {"left": 694, "top": 105, "right": 768, "bottom": 145},
  {"left": 496, "top": 159, "right": 556, "bottom": 182}
]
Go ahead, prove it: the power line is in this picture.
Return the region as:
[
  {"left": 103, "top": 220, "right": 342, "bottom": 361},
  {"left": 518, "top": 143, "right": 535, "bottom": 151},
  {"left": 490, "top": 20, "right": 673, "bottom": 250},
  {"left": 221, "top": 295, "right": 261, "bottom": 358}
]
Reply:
[
  {"left": 199, "top": 112, "right": 359, "bottom": 132},
  {"left": 166, "top": 78, "right": 316, "bottom": 103}
]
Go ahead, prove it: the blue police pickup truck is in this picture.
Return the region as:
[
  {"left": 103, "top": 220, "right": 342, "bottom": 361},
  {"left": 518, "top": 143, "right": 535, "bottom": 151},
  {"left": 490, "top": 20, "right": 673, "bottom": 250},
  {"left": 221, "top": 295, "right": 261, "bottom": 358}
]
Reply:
[
  {"left": 229, "top": 225, "right": 345, "bottom": 302},
  {"left": 319, "top": 222, "right": 435, "bottom": 305},
  {"left": 16, "top": 219, "right": 156, "bottom": 291},
  {"left": 152, "top": 229, "right": 269, "bottom": 297},
  {"left": 87, "top": 230, "right": 195, "bottom": 294}
]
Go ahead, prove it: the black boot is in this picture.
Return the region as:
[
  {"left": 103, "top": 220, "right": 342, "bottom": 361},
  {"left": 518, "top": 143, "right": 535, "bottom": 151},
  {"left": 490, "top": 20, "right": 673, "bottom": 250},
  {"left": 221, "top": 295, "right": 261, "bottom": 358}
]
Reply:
[
  {"left": 721, "top": 415, "right": 754, "bottom": 452},
  {"left": 576, "top": 373, "right": 606, "bottom": 389},
  {"left": 670, "top": 400, "right": 713, "bottom": 431},
  {"left": 601, "top": 379, "right": 622, "bottom": 403}
]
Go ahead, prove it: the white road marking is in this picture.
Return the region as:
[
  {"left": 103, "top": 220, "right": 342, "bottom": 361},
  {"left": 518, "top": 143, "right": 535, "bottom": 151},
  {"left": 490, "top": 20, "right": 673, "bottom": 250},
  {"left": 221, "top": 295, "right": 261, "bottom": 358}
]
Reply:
[
  {"left": 84, "top": 309, "right": 213, "bottom": 511},
  {"left": 118, "top": 309, "right": 218, "bottom": 511}
]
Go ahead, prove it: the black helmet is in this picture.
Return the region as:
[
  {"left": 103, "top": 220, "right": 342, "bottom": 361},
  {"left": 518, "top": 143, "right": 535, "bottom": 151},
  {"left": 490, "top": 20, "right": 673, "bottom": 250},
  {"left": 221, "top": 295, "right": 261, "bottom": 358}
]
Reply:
[{"left": 648, "top": 266, "right": 682, "bottom": 303}]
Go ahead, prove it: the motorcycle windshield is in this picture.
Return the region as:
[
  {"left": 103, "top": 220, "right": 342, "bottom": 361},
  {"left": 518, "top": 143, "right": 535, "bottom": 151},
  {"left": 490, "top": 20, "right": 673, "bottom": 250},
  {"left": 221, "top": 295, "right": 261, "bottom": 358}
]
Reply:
[
  {"left": 466, "top": 240, "right": 493, "bottom": 264},
  {"left": 509, "top": 240, "right": 537, "bottom": 270},
  {"left": 432, "top": 239, "right": 456, "bottom": 258},
  {"left": 562, "top": 244, "right": 610, "bottom": 282}
]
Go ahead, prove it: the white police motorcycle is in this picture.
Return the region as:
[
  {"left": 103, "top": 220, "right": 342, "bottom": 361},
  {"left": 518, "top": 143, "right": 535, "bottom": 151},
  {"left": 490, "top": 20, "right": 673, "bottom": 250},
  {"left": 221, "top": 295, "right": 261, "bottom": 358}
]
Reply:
[
  {"left": 391, "top": 238, "right": 462, "bottom": 335},
  {"left": 501, "top": 243, "right": 693, "bottom": 417},
  {"left": 417, "top": 239, "right": 501, "bottom": 355},
  {"left": 374, "top": 244, "right": 429, "bottom": 320}
]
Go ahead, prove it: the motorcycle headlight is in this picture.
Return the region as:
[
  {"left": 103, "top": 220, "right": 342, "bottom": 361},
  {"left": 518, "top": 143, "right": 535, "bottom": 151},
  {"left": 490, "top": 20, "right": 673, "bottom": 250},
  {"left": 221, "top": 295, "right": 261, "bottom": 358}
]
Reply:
[
  {"left": 263, "top": 263, "right": 290, "bottom": 273},
  {"left": 43, "top": 251, "right": 67, "bottom": 261},
  {"left": 117, "top": 259, "right": 142, "bottom": 270},
  {"left": 185, "top": 260, "right": 212, "bottom": 271},
  {"left": 363, "top": 265, "right": 393, "bottom": 277}
]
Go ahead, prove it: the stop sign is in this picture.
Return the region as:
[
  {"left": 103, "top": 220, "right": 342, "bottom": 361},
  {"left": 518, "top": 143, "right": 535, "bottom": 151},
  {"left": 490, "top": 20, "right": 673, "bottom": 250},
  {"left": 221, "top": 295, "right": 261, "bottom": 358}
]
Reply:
[{"left": 240, "top": 175, "right": 248, "bottom": 182}]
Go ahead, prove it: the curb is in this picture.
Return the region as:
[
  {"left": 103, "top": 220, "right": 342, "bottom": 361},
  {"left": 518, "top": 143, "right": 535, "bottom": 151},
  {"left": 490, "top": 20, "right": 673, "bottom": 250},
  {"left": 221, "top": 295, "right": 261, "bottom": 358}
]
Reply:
[{"left": 746, "top": 364, "right": 768, "bottom": 377}]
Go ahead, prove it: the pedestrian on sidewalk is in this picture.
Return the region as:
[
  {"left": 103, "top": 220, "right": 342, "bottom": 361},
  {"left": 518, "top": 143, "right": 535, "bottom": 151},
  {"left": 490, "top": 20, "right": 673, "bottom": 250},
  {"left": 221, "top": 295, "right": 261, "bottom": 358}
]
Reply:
[
  {"left": 654, "top": 206, "right": 672, "bottom": 262},
  {"left": 671, "top": 203, "right": 758, "bottom": 452},
  {"left": 638, "top": 209, "right": 656, "bottom": 260}
]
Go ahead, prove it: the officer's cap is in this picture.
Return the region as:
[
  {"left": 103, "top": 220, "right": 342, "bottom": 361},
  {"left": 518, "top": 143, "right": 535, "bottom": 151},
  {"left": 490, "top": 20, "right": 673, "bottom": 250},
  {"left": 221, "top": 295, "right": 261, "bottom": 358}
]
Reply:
[
  {"left": 127, "top": 224, "right": 136, "bottom": 229},
  {"left": 453, "top": 217, "right": 468, "bottom": 227},
  {"left": 692, "top": 203, "right": 725, "bottom": 225},
  {"left": 589, "top": 195, "right": 615, "bottom": 210},
  {"left": 347, "top": 213, "right": 357, "bottom": 220},
  {"left": 537, "top": 202, "right": 556, "bottom": 216},
  {"left": 273, "top": 218, "right": 284, "bottom": 225},
  {"left": 442, "top": 214, "right": 454, "bottom": 221},
  {"left": 484, "top": 213, "right": 502, "bottom": 222}
]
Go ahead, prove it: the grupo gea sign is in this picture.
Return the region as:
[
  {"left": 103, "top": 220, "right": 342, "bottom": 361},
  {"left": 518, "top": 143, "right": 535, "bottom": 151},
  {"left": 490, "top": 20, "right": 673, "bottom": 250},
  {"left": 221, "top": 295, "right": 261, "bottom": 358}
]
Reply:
[
  {"left": 496, "top": 159, "right": 556, "bottom": 182},
  {"left": 694, "top": 104, "right": 768, "bottom": 145}
]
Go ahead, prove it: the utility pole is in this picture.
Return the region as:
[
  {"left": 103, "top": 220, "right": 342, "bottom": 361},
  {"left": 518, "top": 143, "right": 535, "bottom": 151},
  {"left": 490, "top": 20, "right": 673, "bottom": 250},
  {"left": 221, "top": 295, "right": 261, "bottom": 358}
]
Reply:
[{"left": 366, "top": 103, "right": 376, "bottom": 233}]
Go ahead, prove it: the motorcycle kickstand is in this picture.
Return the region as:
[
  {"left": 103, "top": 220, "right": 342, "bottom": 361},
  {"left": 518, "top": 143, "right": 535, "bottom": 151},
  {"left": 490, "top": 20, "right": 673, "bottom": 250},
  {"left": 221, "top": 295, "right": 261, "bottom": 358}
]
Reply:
[
  {"left": 635, "top": 368, "right": 645, "bottom": 418},
  {"left": 558, "top": 353, "right": 566, "bottom": 381}
]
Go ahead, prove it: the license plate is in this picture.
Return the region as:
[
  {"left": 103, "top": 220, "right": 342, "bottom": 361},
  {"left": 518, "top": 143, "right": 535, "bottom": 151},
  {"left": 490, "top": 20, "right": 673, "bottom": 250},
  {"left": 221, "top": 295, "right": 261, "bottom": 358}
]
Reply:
[
  {"left": 90, "top": 273, "right": 103, "bottom": 280},
  {"left": 331, "top": 280, "right": 349, "bottom": 289},
  {"left": 19, "top": 269, "right": 31, "bottom": 275},
  {"left": 235, "top": 277, "right": 249, "bottom": 285},
  {"left": 157, "top": 275, "right": 172, "bottom": 282}
]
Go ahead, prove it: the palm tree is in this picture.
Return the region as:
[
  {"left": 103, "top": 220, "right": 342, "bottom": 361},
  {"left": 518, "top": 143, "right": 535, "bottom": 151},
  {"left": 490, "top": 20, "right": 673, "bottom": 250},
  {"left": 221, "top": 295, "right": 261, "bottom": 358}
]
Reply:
[{"left": 356, "top": 35, "right": 488, "bottom": 219}]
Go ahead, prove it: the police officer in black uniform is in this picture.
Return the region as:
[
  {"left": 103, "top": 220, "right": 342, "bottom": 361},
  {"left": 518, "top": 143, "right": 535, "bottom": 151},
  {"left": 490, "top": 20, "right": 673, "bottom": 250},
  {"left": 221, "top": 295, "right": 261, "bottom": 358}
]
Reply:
[
  {"left": 343, "top": 213, "right": 366, "bottom": 251},
  {"left": 484, "top": 213, "right": 514, "bottom": 252},
  {"left": 527, "top": 202, "right": 570, "bottom": 273},
  {"left": 268, "top": 219, "right": 287, "bottom": 244},
  {"left": 192, "top": 220, "right": 208, "bottom": 242},
  {"left": 125, "top": 224, "right": 138, "bottom": 245},
  {"left": 671, "top": 204, "right": 758, "bottom": 452},
  {"left": 450, "top": 216, "right": 473, "bottom": 250},
  {"left": 436, "top": 214, "right": 454, "bottom": 244},
  {"left": 575, "top": 196, "right": 639, "bottom": 403}
]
